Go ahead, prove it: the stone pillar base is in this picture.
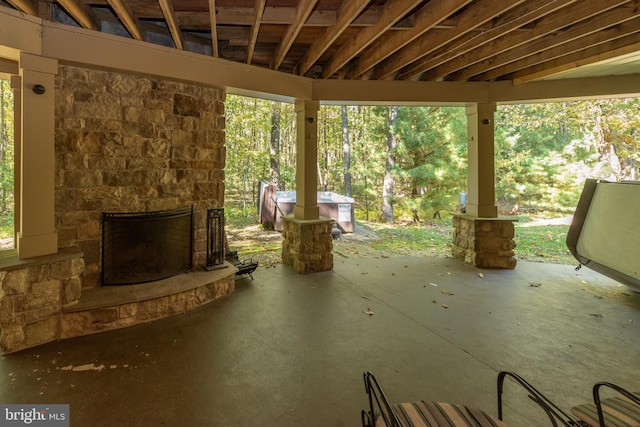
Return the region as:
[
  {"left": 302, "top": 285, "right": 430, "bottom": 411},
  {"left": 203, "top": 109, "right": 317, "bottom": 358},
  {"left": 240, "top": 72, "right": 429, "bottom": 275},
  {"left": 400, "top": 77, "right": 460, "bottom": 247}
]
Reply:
[
  {"left": 452, "top": 214, "right": 517, "bottom": 269},
  {"left": 282, "top": 216, "right": 333, "bottom": 274}
]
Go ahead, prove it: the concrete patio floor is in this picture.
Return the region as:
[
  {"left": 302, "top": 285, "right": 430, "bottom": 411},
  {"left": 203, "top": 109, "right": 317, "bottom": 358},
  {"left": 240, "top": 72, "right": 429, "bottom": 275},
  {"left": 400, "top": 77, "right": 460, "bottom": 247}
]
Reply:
[{"left": 1, "top": 255, "right": 639, "bottom": 426}]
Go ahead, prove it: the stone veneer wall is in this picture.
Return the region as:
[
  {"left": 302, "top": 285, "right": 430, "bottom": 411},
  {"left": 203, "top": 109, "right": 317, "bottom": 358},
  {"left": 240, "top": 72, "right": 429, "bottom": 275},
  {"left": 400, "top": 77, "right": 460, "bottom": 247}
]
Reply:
[
  {"left": 55, "top": 65, "right": 226, "bottom": 287},
  {"left": 451, "top": 214, "right": 517, "bottom": 269},
  {"left": 0, "top": 248, "right": 84, "bottom": 354}
]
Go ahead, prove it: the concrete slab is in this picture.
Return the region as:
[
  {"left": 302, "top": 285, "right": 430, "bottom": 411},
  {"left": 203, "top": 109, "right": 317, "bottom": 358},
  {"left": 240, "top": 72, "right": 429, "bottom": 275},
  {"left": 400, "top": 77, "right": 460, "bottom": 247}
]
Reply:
[{"left": 1, "top": 257, "right": 638, "bottom": 427}]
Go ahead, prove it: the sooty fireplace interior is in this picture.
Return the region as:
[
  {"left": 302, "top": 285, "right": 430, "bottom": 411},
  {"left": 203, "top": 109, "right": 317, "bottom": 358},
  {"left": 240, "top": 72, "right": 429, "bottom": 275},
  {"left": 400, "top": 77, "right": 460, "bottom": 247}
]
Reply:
[{"left": 102, "top": 206, "right": 193, "bottom": 285}]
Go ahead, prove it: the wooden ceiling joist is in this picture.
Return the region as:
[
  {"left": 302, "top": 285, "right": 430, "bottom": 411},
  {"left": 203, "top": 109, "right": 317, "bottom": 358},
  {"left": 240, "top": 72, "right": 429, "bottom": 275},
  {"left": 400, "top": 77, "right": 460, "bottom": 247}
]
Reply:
[
  {"left": 514, "top": 31, "right": 640, "bottom": 84},
  {"left": 6, "top": 0, "right": 38, "bottom": 17},
  {"left": 297, "top": 0, "right": 371, "bottom": 76},
  {"left": 346, "top": 0, "right": 472, "bottom": 79},
  {"left": 247, "top": 0, "right": 266, "bottom": 64},
  {"left": 158, "top": 0, "right": 184, "bottom": 50},
  {"left": 395, "top": 0, "right": 578, "bottom": 81},
  {"left": 208, "top": 0, "right": 219, "bottom": 56},
  {"left": 434, "top": 0, "right": 632, "bottom": 82},
  {"left": 485, "top": 16, "right": 640, "bottom": 82},
  {"left": 373, "top": 0, "right": 524, "bottom": 81},
  {"left": 321, "top": 0, "right": 423, "bottom": 79},
  {"left": 107, "top": 0, "right": 144, "bottom": 40},
  {"left": 56, "top": 0, "right": 100, "bottom": 30},
  {"left": 271, "top": 0, "right": 317, "bottom": 70}
]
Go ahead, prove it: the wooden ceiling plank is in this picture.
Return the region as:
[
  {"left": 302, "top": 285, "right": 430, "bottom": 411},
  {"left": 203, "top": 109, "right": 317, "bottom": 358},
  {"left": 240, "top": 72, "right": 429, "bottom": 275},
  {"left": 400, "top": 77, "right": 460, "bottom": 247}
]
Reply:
[
  {"left": 107, "top": 0, "right": 144, "bottom": 40},
  {"left": 347, "top": 0, "right": 472, "bottom": 79},
  {"left": 514, "top": 31, "right": 640, "bottom": 84},
  {"left": 321, "top": 0, "right": 423, "bottom": 79},
  {"left": 479, "top": 15, "right": 640, "bottom": 81},
  {"left": 56, "top": 0, "right": 100, "bottom": 30},
  {"left": 372, "top": 0, "right": 524, "bottom": 80},
  {"left": 208, "top": 0, "right": 219, "bottom": 57},
  {"left": 298, "top": 0, "right": 372, "bottom": 76},
  {"left": 438, "top": 0, "right": 633, "bottom": 81},
  {"left": 396, "top": 0, "right": 578, "bottom": 80},
  {"left": 158, "top": 0, "right": 184, "bottom": 50},
  {"left": 271, "top": 0, "right": 318, "bottom": 70},
  {"left": 247, "top": 0, "right": 267, "bottom": 64},
  {"left": 6, "top": 0, "right": 38, "bottom": 17}
]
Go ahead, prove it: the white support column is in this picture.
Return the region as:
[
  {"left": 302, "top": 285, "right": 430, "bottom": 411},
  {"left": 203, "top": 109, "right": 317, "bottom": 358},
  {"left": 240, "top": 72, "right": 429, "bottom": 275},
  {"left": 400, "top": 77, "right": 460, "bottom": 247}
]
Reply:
[
  {"left": 17, "top": 53, "right": 58, "bottom": 258},
  {"left": 293, "top": 99, "right": 320, "bottom": 220},
  {"left": 465, "top": 103, "right": 498, "bottom": 218}
]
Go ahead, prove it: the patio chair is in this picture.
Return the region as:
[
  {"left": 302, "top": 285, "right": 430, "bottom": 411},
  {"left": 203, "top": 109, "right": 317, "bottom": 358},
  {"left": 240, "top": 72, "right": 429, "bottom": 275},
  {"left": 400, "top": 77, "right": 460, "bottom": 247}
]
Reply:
[
  {"left": 362, "top": 371, "right": 508, "bottom": 427},
  {"left": 498, "top": 371, "right": 590, "bottom": 427},
  {"left": 570, "top": 382, "right": 640, "bottom": 427}
]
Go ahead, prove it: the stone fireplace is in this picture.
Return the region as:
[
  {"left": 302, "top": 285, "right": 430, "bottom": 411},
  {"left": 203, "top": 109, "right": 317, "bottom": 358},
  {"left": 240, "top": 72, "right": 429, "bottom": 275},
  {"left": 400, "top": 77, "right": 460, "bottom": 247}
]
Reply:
[
  {"left": 0, "top": 64, "right": 237, "bottom": 354},
  {"left": 101, "top": 206, "right": 194, "bottom": 285}
]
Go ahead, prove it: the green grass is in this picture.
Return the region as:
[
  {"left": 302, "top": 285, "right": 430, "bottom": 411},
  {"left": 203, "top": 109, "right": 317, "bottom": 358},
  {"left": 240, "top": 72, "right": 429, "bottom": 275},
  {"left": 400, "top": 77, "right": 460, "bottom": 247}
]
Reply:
[
  {"left": 224, "top": 207, "right": 577, "bottom": 265},
  {"left": 514, "top": 223, "right": 575, "bottom": 264},
  {"left": 356, "top": 217, "right": 576, "bottom": 264}
]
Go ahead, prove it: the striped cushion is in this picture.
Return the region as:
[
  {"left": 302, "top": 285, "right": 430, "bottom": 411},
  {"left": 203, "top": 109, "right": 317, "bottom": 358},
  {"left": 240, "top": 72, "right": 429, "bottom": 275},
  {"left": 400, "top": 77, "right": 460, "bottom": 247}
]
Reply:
[
  {"left": 376, "top": 401, "right": 507, "bottom": 427},
  {"left": 571, "top": 395, "right": 640, "bottom": 427}
]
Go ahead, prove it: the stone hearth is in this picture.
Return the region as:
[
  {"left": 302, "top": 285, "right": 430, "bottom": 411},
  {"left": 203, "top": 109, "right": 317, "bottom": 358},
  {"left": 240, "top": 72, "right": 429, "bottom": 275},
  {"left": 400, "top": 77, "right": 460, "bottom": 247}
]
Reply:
[{"left": 0, "top": 248, "right": 237, "bottom": 354}]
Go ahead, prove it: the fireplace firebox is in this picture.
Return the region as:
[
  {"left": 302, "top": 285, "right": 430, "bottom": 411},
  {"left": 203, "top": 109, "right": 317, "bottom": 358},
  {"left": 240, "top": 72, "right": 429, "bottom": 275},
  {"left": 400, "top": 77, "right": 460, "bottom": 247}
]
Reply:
[{"left": 101, "top": 206, "right": 193, "bottom": 285}]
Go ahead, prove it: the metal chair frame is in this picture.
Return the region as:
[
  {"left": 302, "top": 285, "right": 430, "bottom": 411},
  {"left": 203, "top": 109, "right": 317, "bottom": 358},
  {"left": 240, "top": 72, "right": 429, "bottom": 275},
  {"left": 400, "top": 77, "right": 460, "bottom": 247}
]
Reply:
[
  {"left": 497, "top": 371, "right": 591, "bottom": 427},
  {"left": 591, "top": 382, "right": 640, "bottom": 427}
]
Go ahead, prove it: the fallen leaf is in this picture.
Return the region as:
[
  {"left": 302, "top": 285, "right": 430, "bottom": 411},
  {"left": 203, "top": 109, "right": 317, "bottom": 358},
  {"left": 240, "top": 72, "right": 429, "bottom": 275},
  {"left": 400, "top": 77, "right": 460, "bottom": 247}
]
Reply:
[
  {"left": 442, "top": 304, "right": 449, "bottom": 309},
  {"left": 529, "top": 282, "right": 542, "bottom": 287},
  {"left": 362, "top": 296, "right": 370, "bottom": 300},
  {"left": 432, "top": 300, "right": 437, "bottom": 303},
  {"left": 590, "top": 313, "right": 603, "bottom": 318},
  {"left": 364, "top": 308, "right": 374, "bottom": 316},
  {"left": 441, "top": 290, "right": 454, "bottom": 296}
]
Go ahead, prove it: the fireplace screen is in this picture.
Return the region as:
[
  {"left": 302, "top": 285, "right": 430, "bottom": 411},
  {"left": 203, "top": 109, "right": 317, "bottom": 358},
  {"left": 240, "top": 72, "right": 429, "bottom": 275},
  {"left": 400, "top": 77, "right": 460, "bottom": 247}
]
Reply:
[{"left": 102, "top": 206, "right": 193, "bottom": 285}]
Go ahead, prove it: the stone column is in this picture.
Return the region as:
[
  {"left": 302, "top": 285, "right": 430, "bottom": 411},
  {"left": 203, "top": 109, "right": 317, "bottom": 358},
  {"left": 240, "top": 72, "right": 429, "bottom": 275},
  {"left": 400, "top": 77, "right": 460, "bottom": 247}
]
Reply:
[
  {"left": 17, "top": 53, "right": 58, "bottom": 259},
  {"left": 282, "top": 99, "right": 333, "bottom": 274},
  {"left": 453, "top": 103, "right": 517, "bottom": 269}
]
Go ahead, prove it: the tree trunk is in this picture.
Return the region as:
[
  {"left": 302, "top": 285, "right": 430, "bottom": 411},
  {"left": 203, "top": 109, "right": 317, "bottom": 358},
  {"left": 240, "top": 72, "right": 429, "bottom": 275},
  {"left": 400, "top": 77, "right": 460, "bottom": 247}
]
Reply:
[
  {"left": 342, "top": 105, "right": 352, "bottom": 197},
  {"left": 382, "top": 106, "right": 399, "bottom": 223},
  {"left": 270, "top": 101, "right": 281, "bottom": 188}
]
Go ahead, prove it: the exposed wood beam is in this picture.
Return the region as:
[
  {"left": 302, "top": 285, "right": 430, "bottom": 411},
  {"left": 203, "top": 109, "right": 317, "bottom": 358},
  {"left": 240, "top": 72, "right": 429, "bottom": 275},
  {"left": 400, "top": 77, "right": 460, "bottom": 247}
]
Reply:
[
  {"left": 6, "top": 0, "right": 38, "bottom": 17},
  {"left": 208, "top": 0, "right": 219, "bottom": 57},
  {"left": 372, "top": 0, "right": 524, "bottom": 80},
  {"left": 107, "top": 0, "right": 144, "bottom": 40},
  {"left": 56, "top": 0, "right": 100, "bottom": 30},
  {"left": 347, "top": 0, "right": 472, "bottom": 79},
  {"left": 514, "top": 32, "right": 640, "bottom": 84},
  {"left": 322, "top": 0, "right": 423, "bottom": 79},
  {"left": 271, "top": 0, "right": 317, "bottom": 70},
  {"left": 396, "top": 0, "right": 578, "bottom": 81},
  {"left": 487, "top": 17, "right": 640, "bottom": 82},
  {"left": 247, "top": 0, "right": 266, "bottom": 64},
  {"left": 437, "top": 0, "right": 631, "bottom": 81},
  {"left": 298, "top": 0, "right": 372, "bottom": 76},
  {"left": 158, "top": 0, "right": 183, "bottom": 50}
]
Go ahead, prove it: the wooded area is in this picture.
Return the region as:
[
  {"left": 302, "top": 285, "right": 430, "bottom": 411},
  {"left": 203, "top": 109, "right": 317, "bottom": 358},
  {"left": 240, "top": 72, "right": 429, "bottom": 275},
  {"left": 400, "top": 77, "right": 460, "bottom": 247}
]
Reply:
[
  {"left": 0, "top": 81, "right": 637, "bottom": 240},
  {"left": 225, "top": 95, "right": 640, "bottom": 223},
  {"left": 0, "top": 79, "right": 14, "bottom": 239}
]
